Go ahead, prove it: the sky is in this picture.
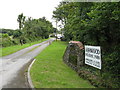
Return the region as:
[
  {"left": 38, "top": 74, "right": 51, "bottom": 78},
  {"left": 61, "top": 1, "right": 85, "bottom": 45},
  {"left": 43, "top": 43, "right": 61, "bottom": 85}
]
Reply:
[{"left": 0, "top": 0, "right": 62, "bottom": 29}]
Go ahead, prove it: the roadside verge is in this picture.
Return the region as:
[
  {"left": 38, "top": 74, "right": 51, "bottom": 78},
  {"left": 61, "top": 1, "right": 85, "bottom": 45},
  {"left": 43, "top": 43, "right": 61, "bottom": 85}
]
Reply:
[{"left": 30, "top": 41, "right": 94, "bottom": 88}]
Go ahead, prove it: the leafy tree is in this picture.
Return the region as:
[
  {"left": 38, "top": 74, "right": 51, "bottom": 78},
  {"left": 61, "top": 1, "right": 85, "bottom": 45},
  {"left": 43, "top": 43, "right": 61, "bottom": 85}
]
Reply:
[
  {"left": 17, "top": 13, "right": 26, "bottom": 30},
  {"left": 22, "top": 16, "right": 54, "bottom": 42},
  {"left": 53, "top": 2, "right": 120, "bottom": 87}
]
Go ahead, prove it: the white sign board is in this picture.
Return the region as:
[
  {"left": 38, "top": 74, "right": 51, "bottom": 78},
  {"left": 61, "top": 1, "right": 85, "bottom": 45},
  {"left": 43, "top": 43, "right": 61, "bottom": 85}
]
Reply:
[{"left": 85, "top": 45, "right": 101, "bottom": 69}]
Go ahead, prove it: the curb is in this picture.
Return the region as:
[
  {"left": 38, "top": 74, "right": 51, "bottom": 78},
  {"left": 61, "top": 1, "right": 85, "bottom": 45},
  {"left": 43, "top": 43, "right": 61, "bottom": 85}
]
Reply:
[
  {"left": 27, "top": 39, "right": 55, "bottom": 89},
  {"left": 27, "top": 58, "right": 36, "bottom": 90}
]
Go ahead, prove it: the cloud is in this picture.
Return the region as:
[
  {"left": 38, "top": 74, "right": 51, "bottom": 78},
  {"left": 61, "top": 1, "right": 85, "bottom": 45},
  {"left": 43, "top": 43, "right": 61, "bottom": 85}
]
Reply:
[{"left": 0, "top": 0, "right": 62, "bottom": 29}]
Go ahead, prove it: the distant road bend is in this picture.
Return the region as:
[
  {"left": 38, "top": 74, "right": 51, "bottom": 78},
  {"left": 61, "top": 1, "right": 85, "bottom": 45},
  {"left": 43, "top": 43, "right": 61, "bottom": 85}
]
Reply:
[{"left": 0, "top": 38, "right": 55, "bottom": 89}]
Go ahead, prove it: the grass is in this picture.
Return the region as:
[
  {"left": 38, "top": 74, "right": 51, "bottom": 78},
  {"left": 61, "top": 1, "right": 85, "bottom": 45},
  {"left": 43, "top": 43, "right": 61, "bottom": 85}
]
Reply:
[
  {"left": 0, "top": 39, "right": 49, "bottom": 57},
  {"left": 30, "top": 41, "right": 95, "bottom": 88}
]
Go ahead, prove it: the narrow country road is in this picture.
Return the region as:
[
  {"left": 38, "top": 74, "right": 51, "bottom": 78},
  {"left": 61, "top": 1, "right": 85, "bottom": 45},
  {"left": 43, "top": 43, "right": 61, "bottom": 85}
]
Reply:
[{"left": 0, "top": 38, "right": 55, "bottom": 89}]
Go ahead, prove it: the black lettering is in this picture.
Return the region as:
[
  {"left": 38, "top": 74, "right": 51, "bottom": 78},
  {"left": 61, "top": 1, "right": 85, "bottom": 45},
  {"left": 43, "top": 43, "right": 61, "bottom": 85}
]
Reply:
[
  {"left": 86, "top": 47, "right": 100, "bottom": 55},
  {"left": 94, "top": 55, "right": 100, "bottom": 59}
]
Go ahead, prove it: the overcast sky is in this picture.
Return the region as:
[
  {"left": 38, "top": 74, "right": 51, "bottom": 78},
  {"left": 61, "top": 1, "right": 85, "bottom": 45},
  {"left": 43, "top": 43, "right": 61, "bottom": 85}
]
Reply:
[{"left": 0, "top": 0, "right": 62, "bottom": 29}]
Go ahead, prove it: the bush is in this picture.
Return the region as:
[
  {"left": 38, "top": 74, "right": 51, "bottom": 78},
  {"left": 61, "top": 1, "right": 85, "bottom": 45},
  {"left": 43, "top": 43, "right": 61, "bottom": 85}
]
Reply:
[
  {"left": 2, "top": 38, "right": 13, "bottom": 47},
  {"left": 2, "top": 34, "right": 14, "bottom": 47}
]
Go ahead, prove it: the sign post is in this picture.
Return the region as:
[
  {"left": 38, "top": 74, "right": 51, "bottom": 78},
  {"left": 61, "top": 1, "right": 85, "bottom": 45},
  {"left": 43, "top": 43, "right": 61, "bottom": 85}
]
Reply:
[{"left": 85, "top": 45, "right": 101, "bottom": 69}]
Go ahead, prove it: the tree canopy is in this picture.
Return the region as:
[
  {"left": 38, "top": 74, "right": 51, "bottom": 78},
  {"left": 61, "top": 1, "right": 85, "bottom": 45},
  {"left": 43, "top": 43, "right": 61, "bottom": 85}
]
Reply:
[
  {"left": 16, "top": 14, "right": 54, "bottom": 44},
  {"left": 1, "top": 14, "right": 54, "bottom": 47},
  {"left": 53, "top": 2, "right": 120, "bottom": 88}
]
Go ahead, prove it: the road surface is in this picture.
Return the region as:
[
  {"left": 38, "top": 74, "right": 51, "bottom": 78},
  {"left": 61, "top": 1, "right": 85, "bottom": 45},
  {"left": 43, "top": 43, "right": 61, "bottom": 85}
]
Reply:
[{"left": 0, "top": 38, "right": 55, "bottom": 89}]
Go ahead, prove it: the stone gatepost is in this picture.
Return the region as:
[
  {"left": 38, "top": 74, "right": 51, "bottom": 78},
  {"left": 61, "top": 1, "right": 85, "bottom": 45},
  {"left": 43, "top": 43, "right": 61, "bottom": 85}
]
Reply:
[{"left": 63, "top": 41, "right": 84, "bottom": 71}]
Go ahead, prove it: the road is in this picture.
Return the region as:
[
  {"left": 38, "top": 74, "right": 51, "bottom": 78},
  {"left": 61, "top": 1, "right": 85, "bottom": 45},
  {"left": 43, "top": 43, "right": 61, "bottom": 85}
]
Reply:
[{"left": 0, "top": 38, "right": 55, "bottom": 89}]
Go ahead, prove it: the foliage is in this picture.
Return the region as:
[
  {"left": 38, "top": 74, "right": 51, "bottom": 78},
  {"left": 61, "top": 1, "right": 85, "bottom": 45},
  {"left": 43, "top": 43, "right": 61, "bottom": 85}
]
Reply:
[
  {"left": 1, "top": 34, "right": 14, "bottom": 47},
  {"left": 17, "top": 13, "right": 26, "bottom": 30},
  {"left": 0, "top": 29, "right": 15, "bottom": 36},
  {"left": 53, "top": 2, "right": 120, "bottom": 88},
  {"left": 1, "top": 14, "right": 54, "bottom": 47},
  {"left": 16, "top": 14, "right": 54, "bottom": 45},
  {"left": 23, "top": 17, "right": 53, "bottom": 41}
]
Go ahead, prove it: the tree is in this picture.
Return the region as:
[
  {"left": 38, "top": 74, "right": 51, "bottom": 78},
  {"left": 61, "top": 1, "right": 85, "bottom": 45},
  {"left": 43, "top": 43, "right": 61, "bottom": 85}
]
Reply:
[
  {"left": 53, "top": 2, "right": 120, "bottom": 87},
  {"left": 17, "top": 13, "right": 26, "bottom": 30},
  {"left": 17, "top": 13, "right": 26, "bottom": 45},
  {"left": 22, "top": 16, "right": 54, "bottom": 41}
]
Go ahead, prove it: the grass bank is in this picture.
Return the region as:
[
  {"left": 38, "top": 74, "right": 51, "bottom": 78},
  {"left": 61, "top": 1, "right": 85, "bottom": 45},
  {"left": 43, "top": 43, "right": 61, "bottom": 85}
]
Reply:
[
  {"left": 0, "top": 39, "right": 49, "bottom": 57},
  {"left": 30, "top": 41, "right": 94, "bottom": 88}
]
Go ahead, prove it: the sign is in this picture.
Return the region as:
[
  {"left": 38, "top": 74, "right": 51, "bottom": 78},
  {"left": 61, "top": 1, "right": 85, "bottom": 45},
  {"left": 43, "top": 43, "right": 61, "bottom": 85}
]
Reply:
[{"left": 85, "top": 45, "right": 101, "bottom": 69}]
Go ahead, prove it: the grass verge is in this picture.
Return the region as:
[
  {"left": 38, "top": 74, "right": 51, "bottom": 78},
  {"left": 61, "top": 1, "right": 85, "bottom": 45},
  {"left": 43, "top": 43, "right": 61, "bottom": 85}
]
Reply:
[
  {"left": 0, "top": 39, "right": 48, "bottom": 57},
  {"left": 30, "top": 41, "right": 95, "bottom": 88}
]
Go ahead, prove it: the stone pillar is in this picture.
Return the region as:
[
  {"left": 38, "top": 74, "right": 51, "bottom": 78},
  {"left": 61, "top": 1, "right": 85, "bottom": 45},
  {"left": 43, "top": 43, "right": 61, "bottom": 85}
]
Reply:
[
  {"left": 63, "top": 41, "right": 84, "bottom": 72},
  {"left": 77, "top": 48, "right": 84, "bottom": 70}
]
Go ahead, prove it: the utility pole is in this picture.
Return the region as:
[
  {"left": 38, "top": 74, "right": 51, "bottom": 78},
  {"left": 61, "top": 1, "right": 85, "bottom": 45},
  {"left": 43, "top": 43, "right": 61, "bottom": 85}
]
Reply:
[{"left": 56, "top": 20, "right": 57, "bottom": 41}]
